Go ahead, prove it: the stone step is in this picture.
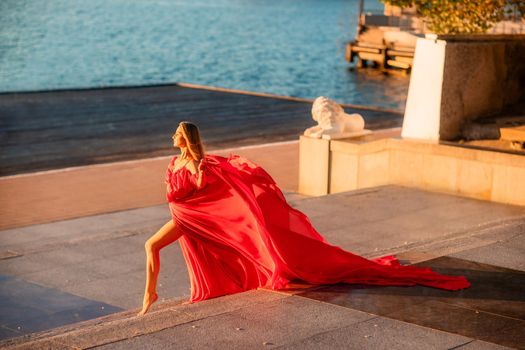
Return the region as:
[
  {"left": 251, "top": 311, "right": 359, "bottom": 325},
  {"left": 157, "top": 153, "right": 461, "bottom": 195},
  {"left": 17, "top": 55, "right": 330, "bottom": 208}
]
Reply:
[
  {"left": 4, "top": 252, "right": 523, "bottom": 349},
  {"left": 2, "top": 186, "right": 524, "bottom": 348},
  {"left": 500, "top": 125, "right": 525, "bottom": 142}
]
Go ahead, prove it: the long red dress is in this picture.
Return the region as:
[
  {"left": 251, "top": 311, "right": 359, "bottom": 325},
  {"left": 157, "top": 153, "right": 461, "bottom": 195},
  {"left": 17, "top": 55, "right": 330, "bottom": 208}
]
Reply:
[{"left": 166, "top": 154, "right": 470, "bottom": 302}]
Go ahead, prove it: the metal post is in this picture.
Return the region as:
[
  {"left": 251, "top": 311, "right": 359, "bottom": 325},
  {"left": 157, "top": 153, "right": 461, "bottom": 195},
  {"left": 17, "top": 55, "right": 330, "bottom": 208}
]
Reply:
[{"left": 356, "top": 0, "right": 364, "bottom": 38}]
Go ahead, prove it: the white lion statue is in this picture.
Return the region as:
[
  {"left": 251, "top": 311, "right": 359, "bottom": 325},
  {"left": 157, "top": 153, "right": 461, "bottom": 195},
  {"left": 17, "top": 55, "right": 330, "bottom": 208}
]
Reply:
[{"left": 304, "top": 96, "right": 369, "bottom": 140}]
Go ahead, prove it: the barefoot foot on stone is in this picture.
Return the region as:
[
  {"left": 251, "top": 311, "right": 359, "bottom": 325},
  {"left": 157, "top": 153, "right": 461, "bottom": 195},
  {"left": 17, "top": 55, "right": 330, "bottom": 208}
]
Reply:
[{"left": 137, "top": 293, "right": 158, "bottom": 316}]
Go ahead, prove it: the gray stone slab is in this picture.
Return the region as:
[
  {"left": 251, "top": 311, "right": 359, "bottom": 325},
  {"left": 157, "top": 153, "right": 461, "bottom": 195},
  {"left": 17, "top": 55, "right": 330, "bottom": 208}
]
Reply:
[
  {"left": 14, "top": 263, "right": 109, "bottom": 290},
  {"left": 1, "top": 185, "right": 524, "bottom": 342},
  {"left": 0, "top": 210, "right": 189, "bottom": 310},
  {"left": 174, "top": 289, "right": 289, "bottom": 320},
  {"left": 0, "top": 204, "right": 170, "bottom": 252},
  {"left": 298, "top": 186, "right": 525, "bottom": 256},
  {"left": 91, "top": 334, "right": 169, "bottom": 350},
  {"left": 455, "top": 340, "right": 514, "bottom": 349},
  {"left": 0, "top": 327, "right": 22, "bottom": 341},
  {"left": 0, "top": 289, "right": 517, "bottom": 349},
  {"left": 1, "top": 290, "right": 287, "bottom": 349},
  {"left": 450, "top": 231, "right": 525, "bottom": 272},
  {"left": 293, "top": 255, "right": 525, "bottom": 349},
  {"left": 303, "top": 185, "right": 523, "bottom": 227},
  {"left": 62, "top": 272, "right": 146, "bottom": 310},
  {"left": 61, "top": 244, "right": 190, "bottom": 309},
  {"left": 279, "top": 315, "right": 474, "bottom": 350},
  {"left": 94, "top": 294, "right": 375, "bottom": 350},
  {"left": 31, "top": 308, "right": 193, "bottom": 350},
  {"left": 383, "top": 299, "right": 525, "bottom": 349},
  {"left": 0, "top": 275, "right": 122, "bottom": 340}
]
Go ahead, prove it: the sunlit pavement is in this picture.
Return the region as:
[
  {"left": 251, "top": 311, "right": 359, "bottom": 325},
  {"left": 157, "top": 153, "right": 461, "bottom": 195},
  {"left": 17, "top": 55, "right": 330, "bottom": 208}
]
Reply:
[{"left": 1, "top": 185, "right": 524, "bottom": 349}]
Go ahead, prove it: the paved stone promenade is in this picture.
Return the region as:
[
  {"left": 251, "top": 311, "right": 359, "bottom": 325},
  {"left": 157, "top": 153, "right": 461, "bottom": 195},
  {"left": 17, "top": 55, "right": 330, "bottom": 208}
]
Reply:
[
  {"left": 0, "top": 140, "right": 301, "bottom": 230},
  {"left": 1, "top": 185, "right": 524, "bottom": 349},
  {"left": 1, "top": 142, "right": 524, "bottom": 349}
]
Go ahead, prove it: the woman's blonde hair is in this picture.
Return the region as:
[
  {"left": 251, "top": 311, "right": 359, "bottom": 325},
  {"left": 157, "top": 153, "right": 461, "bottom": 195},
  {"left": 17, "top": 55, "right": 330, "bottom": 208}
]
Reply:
[{"left": 179, "top": 121, "right": 205, "bottom": 161}]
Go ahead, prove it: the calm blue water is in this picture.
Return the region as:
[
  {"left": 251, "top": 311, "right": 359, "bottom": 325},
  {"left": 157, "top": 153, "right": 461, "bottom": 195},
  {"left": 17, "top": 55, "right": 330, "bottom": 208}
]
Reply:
[{"left": 0, "top": 0, "right": 409, "bottom": 109}]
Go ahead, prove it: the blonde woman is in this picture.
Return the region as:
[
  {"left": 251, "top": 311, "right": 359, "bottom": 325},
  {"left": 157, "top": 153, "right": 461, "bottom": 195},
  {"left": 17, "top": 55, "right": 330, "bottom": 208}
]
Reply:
[{"left": 138, "top": 121, "right": 469, "bottom": 316}]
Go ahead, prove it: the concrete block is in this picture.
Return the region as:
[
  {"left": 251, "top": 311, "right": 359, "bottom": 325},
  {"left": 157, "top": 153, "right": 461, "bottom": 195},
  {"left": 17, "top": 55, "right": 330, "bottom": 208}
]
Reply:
[
  {"left": 298, "top": 136, "right": 329, "bottom": 196},
  {"left": 389, "top": 150, "right": 424, "bottom": 188},
  {"left": 422, "top": 154, "right": 457, "bottom": 193},
  {"left": 456, "top": 159, "right": 493, "bottom": 200},
  {"left": 329, "top": 152, "right": 358, "bottom": 193},
  {"left": 357, "top": 151, "right": 390, "bottom": 188},
  {"left": 491, "top": 165, "right": 525, "bottom": 206}
]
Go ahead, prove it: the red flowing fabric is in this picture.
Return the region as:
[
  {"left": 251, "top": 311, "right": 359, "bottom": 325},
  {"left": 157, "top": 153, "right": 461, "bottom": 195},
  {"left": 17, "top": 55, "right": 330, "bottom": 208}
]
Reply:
[{"left": 166, "top": 154, "right": 470, "bottom": 302}]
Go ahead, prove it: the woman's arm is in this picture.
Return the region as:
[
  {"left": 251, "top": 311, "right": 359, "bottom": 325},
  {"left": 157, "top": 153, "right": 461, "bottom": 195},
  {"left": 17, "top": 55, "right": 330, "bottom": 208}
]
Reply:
[{"left": 196, "top": 160, "right": 207, "bottom": 189}]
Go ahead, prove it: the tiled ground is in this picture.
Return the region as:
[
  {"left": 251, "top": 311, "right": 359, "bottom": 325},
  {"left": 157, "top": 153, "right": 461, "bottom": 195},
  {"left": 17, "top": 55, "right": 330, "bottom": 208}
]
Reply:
[
  {"left": 0, "top": 275, "right": 122, "bottom": 340},
  {"left": 297, "top": 256, "right": 525, "bottom": 349},
  {"left": 1, "top": 186, "right": 523, "bottom": 347}
]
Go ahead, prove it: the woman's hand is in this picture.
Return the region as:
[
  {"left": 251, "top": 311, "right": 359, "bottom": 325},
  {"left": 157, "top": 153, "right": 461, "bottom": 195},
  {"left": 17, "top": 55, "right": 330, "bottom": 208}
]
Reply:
[
  {"left": 198, "top": 159, "right": 206, "bottom": 172},
  {"left": 197, "top": 159, "right": 206, "bottom": 189}
]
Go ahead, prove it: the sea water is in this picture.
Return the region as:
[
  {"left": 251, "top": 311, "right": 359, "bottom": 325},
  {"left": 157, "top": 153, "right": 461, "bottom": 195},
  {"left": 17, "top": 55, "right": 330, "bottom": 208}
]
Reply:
[{"left": 0, "top": 0, "right": 408, "bottom": 109}]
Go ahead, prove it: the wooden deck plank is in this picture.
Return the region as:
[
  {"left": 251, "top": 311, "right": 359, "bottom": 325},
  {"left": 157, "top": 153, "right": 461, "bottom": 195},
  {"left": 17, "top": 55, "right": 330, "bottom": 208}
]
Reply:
[{"left": 0, "top": 84, "right": 402, "bottom": 176}]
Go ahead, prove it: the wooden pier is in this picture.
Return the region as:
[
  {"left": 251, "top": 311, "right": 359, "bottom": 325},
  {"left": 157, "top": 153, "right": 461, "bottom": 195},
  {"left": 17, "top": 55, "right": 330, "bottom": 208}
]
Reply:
[
  {"left": 0, "top": 83, "right": 403, "bottom": 176},
  {"left": 346, "top": 3, "right": 424, "bottom": 71}
]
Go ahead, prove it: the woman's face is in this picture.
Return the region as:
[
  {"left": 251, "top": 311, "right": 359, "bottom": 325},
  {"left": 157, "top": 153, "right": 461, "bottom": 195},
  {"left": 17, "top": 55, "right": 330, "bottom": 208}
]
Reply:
[{"left": 172, "top": 126, "right": 186, "bottom": 148}]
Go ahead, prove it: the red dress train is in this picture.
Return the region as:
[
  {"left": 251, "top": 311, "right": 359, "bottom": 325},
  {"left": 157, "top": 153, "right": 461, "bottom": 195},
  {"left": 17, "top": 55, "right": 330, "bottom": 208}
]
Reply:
[{"left": 166, "top": 154, "right": 470, "bottom": 302}]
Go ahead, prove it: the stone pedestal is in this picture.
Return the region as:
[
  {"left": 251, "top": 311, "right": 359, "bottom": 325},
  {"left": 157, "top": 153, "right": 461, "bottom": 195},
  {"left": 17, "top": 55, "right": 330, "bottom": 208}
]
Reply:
[
  {"left": 298, "top": 136, "right": 330, "bottom": 196},
  {"left": 298, "top": 129, "right": 398, "bottom": 197},
  {"left": 298, "top": 130, "right": 525, "bottom": 206}
]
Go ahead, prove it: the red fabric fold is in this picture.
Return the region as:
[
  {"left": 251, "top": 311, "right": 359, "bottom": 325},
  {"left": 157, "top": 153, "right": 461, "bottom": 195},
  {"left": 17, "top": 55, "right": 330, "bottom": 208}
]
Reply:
[{"left": 167, "top": 154, "right": 470, "bottom": 302}]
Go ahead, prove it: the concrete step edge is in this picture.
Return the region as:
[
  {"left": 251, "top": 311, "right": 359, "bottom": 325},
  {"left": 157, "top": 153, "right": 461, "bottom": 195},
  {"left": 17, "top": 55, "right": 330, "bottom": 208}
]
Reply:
[
  {"left": 3, "top": 215, "right": 523, "bottom": 348},
  {"left": 0, "top": 290, "right": 290, "bottom": 349}
]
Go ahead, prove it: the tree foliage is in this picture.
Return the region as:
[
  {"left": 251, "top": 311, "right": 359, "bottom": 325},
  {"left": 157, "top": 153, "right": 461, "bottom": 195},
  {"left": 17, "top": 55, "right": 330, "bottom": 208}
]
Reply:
[{"left": 381, "top": 0, "right": 525, "bottom": 34}]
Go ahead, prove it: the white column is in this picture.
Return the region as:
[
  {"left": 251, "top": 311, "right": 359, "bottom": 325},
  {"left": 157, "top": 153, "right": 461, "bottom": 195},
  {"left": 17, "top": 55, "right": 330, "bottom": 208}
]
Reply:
[{"left": 402, "top": 36, "right": 447, "bottom": 141}]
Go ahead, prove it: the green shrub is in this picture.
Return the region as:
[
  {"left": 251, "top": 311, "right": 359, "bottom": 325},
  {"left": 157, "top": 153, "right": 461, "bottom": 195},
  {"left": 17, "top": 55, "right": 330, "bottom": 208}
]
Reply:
[{"left": 381, "top": 0, "right": 525, "bottom": 34}]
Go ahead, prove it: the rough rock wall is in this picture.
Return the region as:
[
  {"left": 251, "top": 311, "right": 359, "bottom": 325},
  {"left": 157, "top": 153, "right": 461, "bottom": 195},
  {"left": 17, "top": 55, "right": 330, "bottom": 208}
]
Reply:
[{"left": 439, "top": 38, "right": 525, "bottom": 140}]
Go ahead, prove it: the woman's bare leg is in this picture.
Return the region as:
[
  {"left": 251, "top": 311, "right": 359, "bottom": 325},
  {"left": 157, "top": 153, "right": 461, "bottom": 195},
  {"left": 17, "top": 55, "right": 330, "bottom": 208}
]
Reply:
[{"left": 138, "top": 219, "right": 183, "bottom": 316}]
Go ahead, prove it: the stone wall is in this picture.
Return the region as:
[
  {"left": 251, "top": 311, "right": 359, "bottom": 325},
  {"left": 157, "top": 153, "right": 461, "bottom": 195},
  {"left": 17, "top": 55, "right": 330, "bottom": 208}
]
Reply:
[
  {"left": 298, "top": 134, "right": 525, "bottom": 206},
  {"left": 402, "top": 35, "right": 525, "bottom": 141}
]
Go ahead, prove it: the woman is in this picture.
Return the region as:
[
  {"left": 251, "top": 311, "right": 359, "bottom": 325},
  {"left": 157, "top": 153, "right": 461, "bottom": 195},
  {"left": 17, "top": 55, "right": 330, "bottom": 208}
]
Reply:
[{"left": 138, "top": 121, "right": 470, "bottom": 316}]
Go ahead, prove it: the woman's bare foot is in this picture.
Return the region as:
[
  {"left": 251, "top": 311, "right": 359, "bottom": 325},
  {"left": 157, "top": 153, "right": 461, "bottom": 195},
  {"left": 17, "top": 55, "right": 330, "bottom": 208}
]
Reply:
[{"left": 137, "top": 292, "right": 158, "bottom": 316}]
